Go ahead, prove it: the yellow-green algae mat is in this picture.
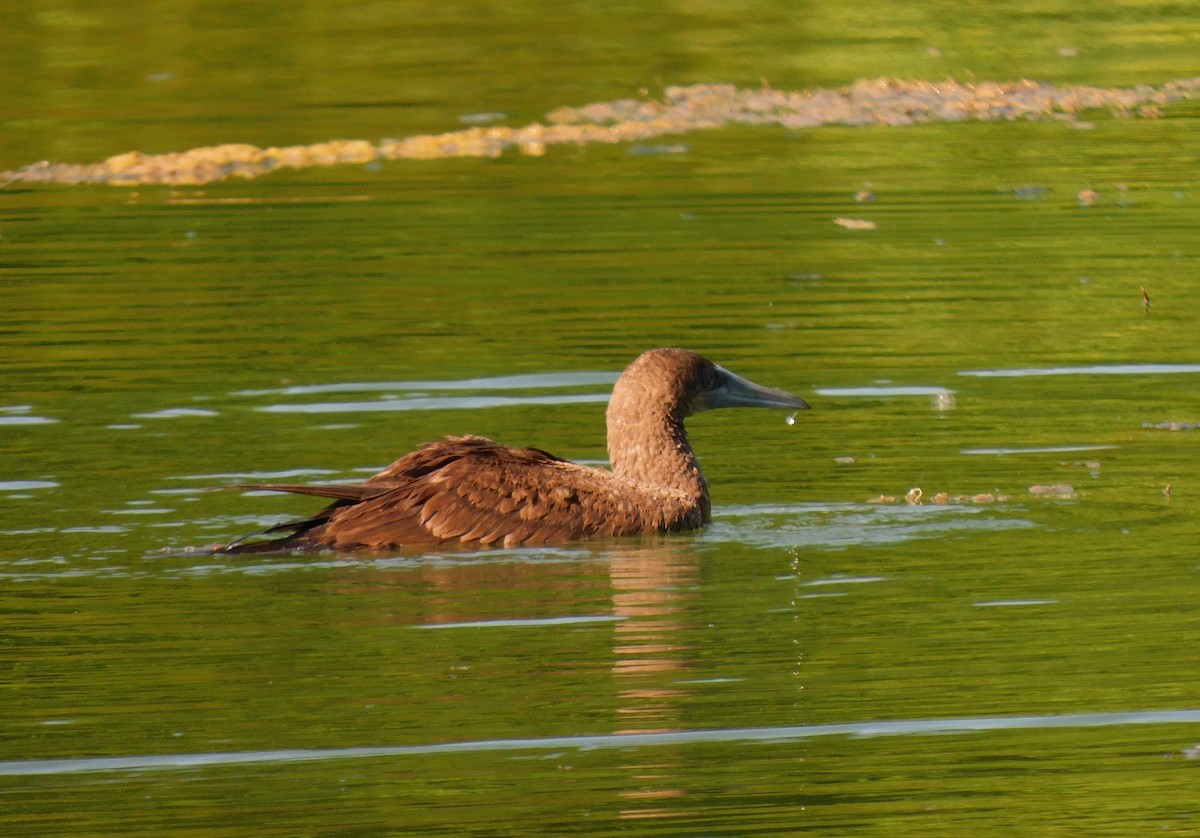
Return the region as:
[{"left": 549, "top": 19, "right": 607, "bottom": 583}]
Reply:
[{"left": 4, "top": 77, "right": 1199, "bottom": 187}]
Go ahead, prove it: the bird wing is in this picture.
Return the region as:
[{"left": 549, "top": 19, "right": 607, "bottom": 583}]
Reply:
[{"left": 241, "top": 435, "right": 696, "bottom": 550}]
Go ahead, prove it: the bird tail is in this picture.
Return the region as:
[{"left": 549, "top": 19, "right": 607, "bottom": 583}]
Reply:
[
  {"left": 212, "top": 514, "right": 324, "bottom": 554},
  {"left": 212, "top": 482, "right": 386, "bottom": 554}
]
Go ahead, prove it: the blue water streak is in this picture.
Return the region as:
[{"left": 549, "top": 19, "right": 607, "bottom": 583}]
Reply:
[{"left": 4, "top": 709, "right": 1198, "bottom": 777}]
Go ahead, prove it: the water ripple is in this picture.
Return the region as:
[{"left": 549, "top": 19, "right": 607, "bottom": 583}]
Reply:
[
  {"left": 257, "top": 393, "right": 610, "bottom": 414},
  {"left": 817, "top": 386, "right": 952, "bottom": 397},
  {"left": 710, "top": 503, "right": 1034, "bottom": 550},
  {"left": 960, "top": 363, "right": 1200, "bottom": 377},
  {"left": 0, "top": 480, "right": 58, "bottom": 491},
  {"left": 235, "top": 372, "right": 618, "bottom": 397},
  {"left": 131, "top": 408, "right": 220, "bottom": 419},
  {"left": 962, "top": 444, "right": 1117, "bottom": 455},
  {"left": 4, "top": 709, "right": 1197, "bottom": 776},
  {"left": 166, "top": 469, "right": 339, "bottom": 481},
  {"left": 412, "top": 615, "right": 625, "bottom": 630},
  {"left": 0, "top": 405, "right": 59, "bottom": 426}
]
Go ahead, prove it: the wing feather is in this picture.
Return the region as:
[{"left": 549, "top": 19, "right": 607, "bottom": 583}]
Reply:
[{"left": 221, "top": 435, "right": 703, "bottom": 552}]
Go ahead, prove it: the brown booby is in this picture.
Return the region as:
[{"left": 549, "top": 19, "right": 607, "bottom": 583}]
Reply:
[{"left": 218, "top": 348, "right": 809, "bottom": 552}]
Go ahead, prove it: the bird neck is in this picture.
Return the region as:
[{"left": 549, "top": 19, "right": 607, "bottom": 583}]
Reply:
[{"left": 606, "top": 406, "right": 710, "bottom": 504}]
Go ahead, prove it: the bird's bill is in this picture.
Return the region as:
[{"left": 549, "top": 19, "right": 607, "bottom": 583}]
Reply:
[{"left": 700, "top": 365, "right": 811, "bottom": 412}]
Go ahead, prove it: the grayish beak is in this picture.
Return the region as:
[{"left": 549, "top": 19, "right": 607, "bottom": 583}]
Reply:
[{"left": 699, "top": 365, "right": 812, "bottom": 412}]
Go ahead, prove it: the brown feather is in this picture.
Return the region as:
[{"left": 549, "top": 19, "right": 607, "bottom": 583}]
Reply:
[{"left": 214, "top": 349, "right": 807, "bottom": 553}]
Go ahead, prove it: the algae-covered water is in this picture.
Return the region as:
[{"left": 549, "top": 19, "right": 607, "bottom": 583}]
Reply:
[{"left": 3, "top": 1, "right": 1200, "bottom": 834}]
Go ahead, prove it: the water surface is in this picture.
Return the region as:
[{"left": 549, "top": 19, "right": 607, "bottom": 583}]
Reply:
[{"left": 3, "top": 1, "right": 1200, "bottom": 834}]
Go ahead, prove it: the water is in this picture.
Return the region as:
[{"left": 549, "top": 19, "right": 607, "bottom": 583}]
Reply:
[{"left": 4, "top": 1, "right": 1200, "bottom": 834}]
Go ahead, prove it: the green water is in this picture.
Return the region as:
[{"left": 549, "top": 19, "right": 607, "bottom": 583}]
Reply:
[{"left": 4, "top": 1, "right": 1200, "bottom": 834}]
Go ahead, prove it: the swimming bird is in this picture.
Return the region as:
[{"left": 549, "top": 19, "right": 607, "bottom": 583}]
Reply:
[{"left": 217, "top": 348, "right": 809, "bottom": 552}]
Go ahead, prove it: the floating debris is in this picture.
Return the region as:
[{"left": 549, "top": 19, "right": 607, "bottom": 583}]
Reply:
[
  {"left": 627, "top": 143, "right": 690, "bottom": 156},
  {"left": 833, "top": 217, "right": 877, "bottom": 231},
  {"left": 1028, "top": 483, "right": 1076, "bottom": 496},
  {"left": 932, "top": 391, "right": 957, "bottom": 411},
  {"left": 1011, "top": 184, "right": 1050, "bottom": 201},
  {"left": 1143, "top": 421, "right": 1200, "bottom": 431},
  {"left": 457, "top": 112, "right": 507, "bottom": 125},
  {"left": 854, "top": 189, "right": 876, "bottom": 203},
  {"left": 5, "top": 76, "right": 1200, "bottom": 187},
  {"left": 867, "top": 489, "right": 1010, "bottom": 505},
  {"left": 1077, "top": 188, "right": 1100, "bottom": 206}
]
